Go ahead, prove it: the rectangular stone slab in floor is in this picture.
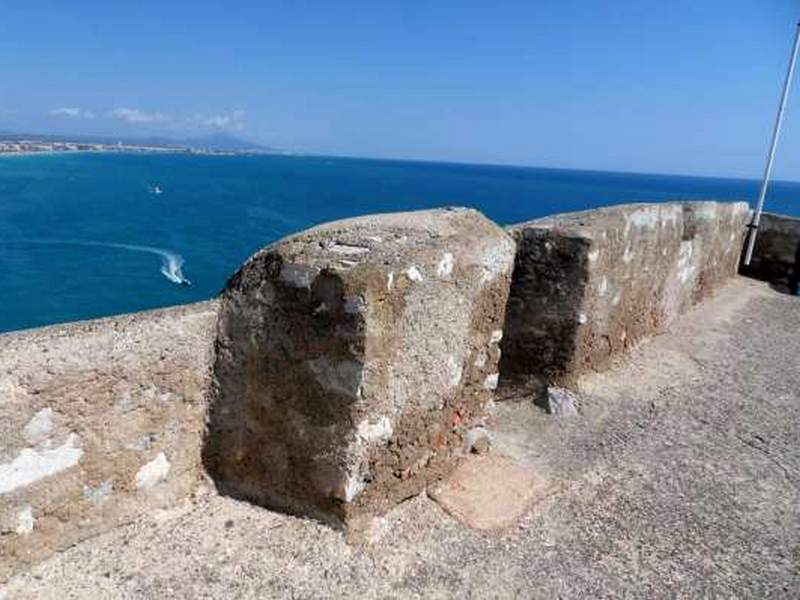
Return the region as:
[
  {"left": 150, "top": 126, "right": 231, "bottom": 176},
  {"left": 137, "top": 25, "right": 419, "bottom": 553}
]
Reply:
[
  {"left": 429, "top": 455, "right": 552, "bottom": 530},
  {"left": 204, "top": 207, "right": 516, "bottom": 526}
]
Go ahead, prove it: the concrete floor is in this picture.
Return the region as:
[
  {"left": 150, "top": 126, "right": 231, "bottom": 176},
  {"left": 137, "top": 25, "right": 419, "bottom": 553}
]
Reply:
[{"left": 3, "top": 277, "right": 799, "bottom": 599}]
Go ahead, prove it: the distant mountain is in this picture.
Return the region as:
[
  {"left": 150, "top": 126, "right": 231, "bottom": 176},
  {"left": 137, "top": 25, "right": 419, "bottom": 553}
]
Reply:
[
  {"left": 131, "top": 132, "right": 276, "bottom": 153},
  {"left": 0, "top": 130, "right": 277, "bottom": 153},
  {"left": 179, "top": 133, "right": 273, "bottom": 152}
]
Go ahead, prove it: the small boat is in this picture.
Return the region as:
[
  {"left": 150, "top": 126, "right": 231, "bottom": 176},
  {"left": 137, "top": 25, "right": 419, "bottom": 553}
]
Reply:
[{"left": 151, "top": 185, "right": 163, "bottom": 195}]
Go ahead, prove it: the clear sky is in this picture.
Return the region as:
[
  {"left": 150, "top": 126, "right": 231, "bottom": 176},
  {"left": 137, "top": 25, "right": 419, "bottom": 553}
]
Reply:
[{"left": 1, "top": 1, "right": 799, "bottom": 179}]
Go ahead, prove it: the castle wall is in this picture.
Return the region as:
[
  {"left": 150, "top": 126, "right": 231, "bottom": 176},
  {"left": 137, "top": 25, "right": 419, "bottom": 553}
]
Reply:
[
  {"left": 500, "top": 201, "right": 750, "bottom": 387},
  {"left": 0, "top": 201, "right": 754, "bottom": 578}
]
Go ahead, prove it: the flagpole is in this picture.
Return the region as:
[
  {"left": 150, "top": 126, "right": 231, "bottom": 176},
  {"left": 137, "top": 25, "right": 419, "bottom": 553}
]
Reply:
[{"left": 743, "top": 20, "right": 800, "bottom": 266}]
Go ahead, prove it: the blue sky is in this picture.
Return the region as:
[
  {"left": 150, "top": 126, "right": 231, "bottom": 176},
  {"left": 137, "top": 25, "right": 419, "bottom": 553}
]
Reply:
[{"left": 1, "top": 1, "right": 799, "bottom": 178}]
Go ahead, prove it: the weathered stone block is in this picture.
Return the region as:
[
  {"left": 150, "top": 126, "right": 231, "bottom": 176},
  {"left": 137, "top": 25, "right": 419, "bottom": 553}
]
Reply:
[
  {"left": 500, "top": 201, "right": 749, "bottom": 387},
  {"left": 204, "top": 208, "right": 515, "bottom": 526}
]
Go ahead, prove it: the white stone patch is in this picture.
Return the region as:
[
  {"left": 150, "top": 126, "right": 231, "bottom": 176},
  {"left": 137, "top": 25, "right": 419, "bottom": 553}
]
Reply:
[
  {"left": 387, "top": 271, "right": 394, "bottom": 291},
  {"left": 341, "top": 472, "right": 366, "bottom": 503},
  {"left": 406, "top": 266, "right": 424, "bottom": 282},
  {"left": 483, "top": 373, "right": 499, "bottom": 390},
  {"left": 356, "top": 416, "right": 393, "bottom": 443},
  {"left": 624, "top": 205, "right": 680, "bottom": 236},
  {"left": 624, "top": 207, "right": 661, "bottom": 234},
  {"left": 598, "top": 277, "right": 608, "bottom": 296},
  {"left": 446, "top": 355, "right": 464, "bottom": 388},
  {"left": 473, "top": 350, "right": 487, "bottom": 368},
  {"left": 587, "top": 248, "right": 600, "bottom": 263},
  {"left": 279, "top": 264, "right": 319, "bottom": 288},
  {"left": 691, "top": 204, "right": 718, "bottom": 222},
  {"left": 462, "top": 427, "right": 491, "bottom": 453},
  {"left": 22, "top": 408, "right": 54, "bottom": 445},
  {"left": 0, "top": 377, "right": 18, "bottom": 403},
  {"left": 622, "top": 244, "right": 635, "bottom": 264},
  {"left": 578, "top": 313, "right": 588, "bottom": 325},
  {"left": 328, "top": 242, "right": 370, "bottom": 255},
  {"left": 307, "top": 358, "right": 365, "bottom": 398},
  {"left": 480, "top": 236, "right": 515, "bottom": 282},
  {"left": 676, "top": 241, "right": 697, "bottom": 284},
  {"left": 437, "top": 252, "right": 454, "bottom": 278},
  {"left": 135, "top": 452, "right": 170, "bottom": 490},
  {"left": 16, "top": 505, "right": 34, "bottom": 535},
  {"left": 0, "top": 434, "right": 82, "bottom": 495},
  {"left": 661, "top": 205, "right": 682, "bottom": 228},
  {"left": 612, "top": 292, "right": 622, "bottom": 306},
  {"left": 83, "top": 480, "right": 113, "bottom": 505},
  {"left": 489, "top": 329, "right": 503, "bottom": 344},
  {"left": 343, "top": 295, "right": 366, "bottom": 315}
]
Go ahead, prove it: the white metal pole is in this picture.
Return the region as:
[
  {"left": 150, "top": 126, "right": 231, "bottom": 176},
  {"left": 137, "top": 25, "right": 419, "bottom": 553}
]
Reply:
[{"left": 744, "top": 21, "right": 800, "bottom": 265}]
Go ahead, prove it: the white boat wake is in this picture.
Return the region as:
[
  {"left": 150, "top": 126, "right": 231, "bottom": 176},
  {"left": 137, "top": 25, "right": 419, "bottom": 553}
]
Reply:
[{"left": 10, "top": 239, "right": 191, "bottom": 286}]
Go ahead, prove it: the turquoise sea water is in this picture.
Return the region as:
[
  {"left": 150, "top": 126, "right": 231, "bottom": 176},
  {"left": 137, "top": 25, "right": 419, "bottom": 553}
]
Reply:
[{"left": 1, "top": 152, "right": 798, "bottom": 333}]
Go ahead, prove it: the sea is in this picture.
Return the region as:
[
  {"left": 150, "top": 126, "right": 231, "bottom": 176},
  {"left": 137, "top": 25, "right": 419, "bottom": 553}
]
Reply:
[{"left": 1, "top": 152, "right": 798, "bottom": 334}]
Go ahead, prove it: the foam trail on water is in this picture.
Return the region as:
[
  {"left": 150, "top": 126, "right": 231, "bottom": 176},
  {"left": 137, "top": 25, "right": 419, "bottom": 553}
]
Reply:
[{"left": 9, "top": 239, "right": 190, "bottom": 286}]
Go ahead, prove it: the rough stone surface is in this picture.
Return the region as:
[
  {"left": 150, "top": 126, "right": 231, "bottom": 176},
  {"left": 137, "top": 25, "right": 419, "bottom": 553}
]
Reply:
[
  {"left": 429, "top": 455, "right": 551, "bottom": 530},
  {"left": 500, "top": 201, "right": 750, "bottom": 387},
  {"left": 0, "top": 301, "right": 218, "bottom": 581},
  {"left": 544, "top": 387, "right": 579, "bottom": 417},
  {"left": 741, "top": 211, "right": 800, "bottom": 284},
  {"left": 204, "top": 208, "right": 515, "bottom": 526},
  {"left": 462, "top": 426, "right": 491, "bottom": 454},
  {"left": 4, "top": 278, "right": 798, "bottom": 598}
]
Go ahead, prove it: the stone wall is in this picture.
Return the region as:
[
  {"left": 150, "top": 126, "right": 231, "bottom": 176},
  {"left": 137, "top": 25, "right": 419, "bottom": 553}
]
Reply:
[
  {"left": 0, "top": 201, "right": 755, "bottom": 579},
  {"left": 499, "top": 201, "right": 750, "bottom": 387},
  {"left": 0, "top": 302, "right": 218, "bottom": 580},
  {"left": 741, "top": 212, "right": 800, "bottom": 283}
]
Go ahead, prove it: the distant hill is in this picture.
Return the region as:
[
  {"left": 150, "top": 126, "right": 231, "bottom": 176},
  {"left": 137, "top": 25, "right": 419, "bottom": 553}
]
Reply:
[
  {"left": 131, "top": 132, "right": 276, "bottom": 153},
  {"left": 180, "top": 133, "right": 273, "bottom": 152},
  {"left": 0, "top": 130, "right": 277, "bottom": 153}
]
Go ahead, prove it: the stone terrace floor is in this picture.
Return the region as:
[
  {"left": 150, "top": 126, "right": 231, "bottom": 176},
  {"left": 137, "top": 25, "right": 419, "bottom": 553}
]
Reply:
[{"left": 3, "top": 277, "right": 799, "bottom": 599}]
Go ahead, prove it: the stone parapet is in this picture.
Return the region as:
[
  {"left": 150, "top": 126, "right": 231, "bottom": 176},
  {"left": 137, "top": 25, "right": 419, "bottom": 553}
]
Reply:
[
  {"left": 499, "top": 201, "right": 750, "bottom": 386},
  {"left": 741, "top": 212, "right": 800, "bottom": 283},
  {"left": 0, "top": 301, "right": 218, "bottom": 580},
  {"left": 1, "top": 200, "right": 760, "bottom": 580}
]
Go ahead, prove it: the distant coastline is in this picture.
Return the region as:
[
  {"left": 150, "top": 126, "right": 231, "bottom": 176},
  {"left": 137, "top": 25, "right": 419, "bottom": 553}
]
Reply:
[
  {"left": 0, "top": 131, "right": 277, "bottom": 157},
  {"left": 0, "top": 139, "right": 241, "bottom": 157}
]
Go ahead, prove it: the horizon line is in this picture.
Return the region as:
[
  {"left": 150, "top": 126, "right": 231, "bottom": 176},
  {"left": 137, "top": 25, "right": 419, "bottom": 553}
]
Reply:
[{"left": 1, "top": 127, "right": 796, "bottom": 187}]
